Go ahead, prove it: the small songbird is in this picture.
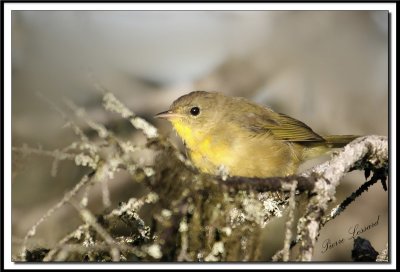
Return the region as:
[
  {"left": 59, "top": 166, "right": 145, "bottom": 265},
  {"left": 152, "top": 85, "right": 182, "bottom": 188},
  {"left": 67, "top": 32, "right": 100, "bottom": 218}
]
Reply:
[{"left": 155, "top": 91, "right": 358, "bottom": 178}]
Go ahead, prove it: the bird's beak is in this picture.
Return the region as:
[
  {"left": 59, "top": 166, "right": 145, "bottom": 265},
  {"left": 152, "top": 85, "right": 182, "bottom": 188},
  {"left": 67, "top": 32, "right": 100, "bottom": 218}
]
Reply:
[{"left": 154, "top": 110, "right": 183, "bottom": 119}]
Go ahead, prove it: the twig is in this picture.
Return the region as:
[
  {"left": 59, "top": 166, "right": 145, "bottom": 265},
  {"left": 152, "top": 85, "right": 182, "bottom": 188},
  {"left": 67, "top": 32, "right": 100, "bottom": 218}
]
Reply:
[
  {"left": 177, "top": 215, "right": 192, "bottom": 262},
  {"left": 321, "top": 169, "right": 385, "bottom": 227},
  {"left": 43, "top": 192, "right": 158, "bottom": 261},
  {"left": 12, "top": 145, "right": 77, "bottom": 161},
  {"left": 102, "top": 92, "right": 158, "bottom": 139},
  {"left": 64, "top": 98, "right": 110, "bottom": 139},
  {"left": 271, "top": 181, "right": 298, "bottom": 262},
  {"left": 20, "top": 172, "right": 95, "bottom": 260},
  {"left": 35, "top": 92, "right": 89, "bottom": 142},
  {"left": 70, "top": 201, "right": 121, "bottom": 262}
]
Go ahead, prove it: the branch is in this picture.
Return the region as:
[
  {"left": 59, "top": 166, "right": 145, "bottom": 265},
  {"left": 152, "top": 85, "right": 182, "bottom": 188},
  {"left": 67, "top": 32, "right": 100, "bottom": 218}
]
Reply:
[
  {"left": 218, "top": 135, "right": 387, "bottom": 261},
  {"left": 296, "top": 135, "right": 387, "bottom": 261},
  {"left": 19, "top": 172, "right": 94, "bottom": 261},
  {"left": 271, "top": 181, "right": 298, "bottom": 262},
  {"left": 222, "top": 136, "right": 387, "bottom": 194},
  {"left": 15, "top": 88, "right": 387, "bottom": 262},
  {"left": 102, "top": 92, "right": 158, "bottom": 139},
  {"left": 321, "top": 167, "right": 386, "bottom": 227},
  {"left": 222, "top": 175, "right": 315, "bottom": 192}
]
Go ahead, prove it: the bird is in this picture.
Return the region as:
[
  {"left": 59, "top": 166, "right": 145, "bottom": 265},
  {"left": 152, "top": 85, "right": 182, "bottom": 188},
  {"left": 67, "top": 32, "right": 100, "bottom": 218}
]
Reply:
[{"left": 155, "top": 91, "right": 358, "bottom": 178}]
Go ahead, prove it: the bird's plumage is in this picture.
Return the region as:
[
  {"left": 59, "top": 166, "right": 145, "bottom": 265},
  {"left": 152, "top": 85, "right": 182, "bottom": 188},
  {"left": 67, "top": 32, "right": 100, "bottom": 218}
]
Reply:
[{"left": 156, "top": 91, "right": 358, "bottom": 177}]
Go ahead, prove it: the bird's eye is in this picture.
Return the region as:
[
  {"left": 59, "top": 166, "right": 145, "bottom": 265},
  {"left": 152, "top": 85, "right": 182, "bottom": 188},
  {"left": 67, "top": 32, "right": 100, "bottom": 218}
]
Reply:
[{"left": 190, "top": 106, "right": 200, "bottom": 116}]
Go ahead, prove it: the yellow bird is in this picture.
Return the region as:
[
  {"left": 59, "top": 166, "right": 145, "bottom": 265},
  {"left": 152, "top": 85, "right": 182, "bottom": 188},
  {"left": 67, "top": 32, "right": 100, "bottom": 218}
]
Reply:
[{"left": 155, "top": 91, "right": 358, "bottom": 178}]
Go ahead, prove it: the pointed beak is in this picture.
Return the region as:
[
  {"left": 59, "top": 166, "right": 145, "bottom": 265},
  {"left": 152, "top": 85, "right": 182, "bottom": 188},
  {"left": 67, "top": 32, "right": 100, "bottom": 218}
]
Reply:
[{"left": 154, "top": 110, "right": 183, "bottom": 119}]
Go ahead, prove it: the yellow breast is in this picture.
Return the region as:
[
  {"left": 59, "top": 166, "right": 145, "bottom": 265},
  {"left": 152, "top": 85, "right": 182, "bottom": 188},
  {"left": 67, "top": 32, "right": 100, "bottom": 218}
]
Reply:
[
  {"left": 171, "top": 120, "right": 303, "bottom": 177},
  {"left": 171, "top": 120, "right": 234, "bottom": 173}
]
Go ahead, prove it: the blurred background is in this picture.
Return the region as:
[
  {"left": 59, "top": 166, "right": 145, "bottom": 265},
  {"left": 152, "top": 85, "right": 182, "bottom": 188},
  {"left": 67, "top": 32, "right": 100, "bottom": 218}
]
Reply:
[{"left": 11, "top": 10, "right": 389, "bottom": 261}]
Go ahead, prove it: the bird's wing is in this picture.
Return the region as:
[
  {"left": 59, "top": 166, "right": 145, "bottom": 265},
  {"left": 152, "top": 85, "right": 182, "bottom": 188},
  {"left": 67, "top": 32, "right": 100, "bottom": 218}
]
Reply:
[{"left": 241, "top": 111, "right": 325, "bottom": 143}]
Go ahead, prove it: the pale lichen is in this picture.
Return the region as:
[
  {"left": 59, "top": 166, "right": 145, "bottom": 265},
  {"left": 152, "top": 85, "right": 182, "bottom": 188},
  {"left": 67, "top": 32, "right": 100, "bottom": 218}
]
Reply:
[
  {"left": 146, "top": 244, "right": 162, "bottom": 259},
  {"left": 204, "top": 241, "right": 225, "bottom": 262}
]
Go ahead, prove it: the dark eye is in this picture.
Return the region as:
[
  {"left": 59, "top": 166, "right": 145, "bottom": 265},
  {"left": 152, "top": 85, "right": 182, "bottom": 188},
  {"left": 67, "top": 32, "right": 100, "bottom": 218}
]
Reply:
[{"left": 190, "top": 106, "right": 200, "bottom": 116}]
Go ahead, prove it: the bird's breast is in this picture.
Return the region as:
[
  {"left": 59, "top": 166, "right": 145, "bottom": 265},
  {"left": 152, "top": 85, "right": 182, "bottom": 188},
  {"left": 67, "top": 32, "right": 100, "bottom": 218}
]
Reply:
[{"left": 172, "top": 121, "right": 302, "bottom": 177}]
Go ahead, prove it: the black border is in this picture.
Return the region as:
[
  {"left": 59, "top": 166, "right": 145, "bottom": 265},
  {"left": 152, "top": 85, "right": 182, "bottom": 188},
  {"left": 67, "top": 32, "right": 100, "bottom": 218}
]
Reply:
[{"left": 2, "top": 1, "right": 395, "bottom": 269}]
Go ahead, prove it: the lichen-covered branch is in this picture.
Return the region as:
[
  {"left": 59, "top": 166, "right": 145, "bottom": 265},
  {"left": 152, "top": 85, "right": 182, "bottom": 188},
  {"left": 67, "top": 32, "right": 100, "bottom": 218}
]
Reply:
[
  {"left": 295, "top": 135, "right": 388, "bottom": 261},
  {"left": 19, "top": 173, "right": 93, "bottom": 261},
  {"left": 321, "top": 168, "right": 386, "bottom": 228},
  {"left": 271, "top": 181, "right": 298, "bottom": 262},
  {"left": 103, "top": 92, "right": 158, "bottom": 139},
  {"left": 13, "top": 91, "right": 388, "bottom": 262},
  {"left": 222, "top": 175, "right": 315, "bottom": 192}
]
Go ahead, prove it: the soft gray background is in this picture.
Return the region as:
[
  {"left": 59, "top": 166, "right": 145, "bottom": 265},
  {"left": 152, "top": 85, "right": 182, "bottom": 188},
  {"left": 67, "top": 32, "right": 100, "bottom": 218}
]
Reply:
[{"left": 12, "top": 11, "right": 389, "bottom": 261}]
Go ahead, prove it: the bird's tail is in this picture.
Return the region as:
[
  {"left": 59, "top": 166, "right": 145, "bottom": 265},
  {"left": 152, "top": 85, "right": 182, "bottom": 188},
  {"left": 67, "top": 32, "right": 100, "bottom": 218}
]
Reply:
[
  {"left": 323, "top": 135, "right": 360, "bottom": 148},
  {"left": 302, "top": 135, "right": 360, "bottom": 159}
]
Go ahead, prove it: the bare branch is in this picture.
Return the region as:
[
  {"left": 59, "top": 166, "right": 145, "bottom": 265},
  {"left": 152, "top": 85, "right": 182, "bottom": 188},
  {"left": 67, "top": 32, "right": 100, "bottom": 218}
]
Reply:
[{"left": 20, "top": 172, "right": 94, "bottom": 260}]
